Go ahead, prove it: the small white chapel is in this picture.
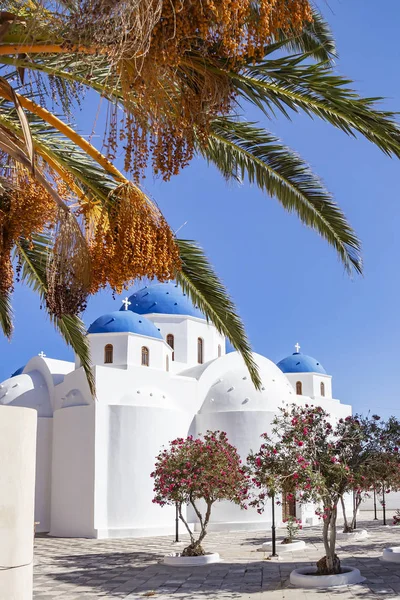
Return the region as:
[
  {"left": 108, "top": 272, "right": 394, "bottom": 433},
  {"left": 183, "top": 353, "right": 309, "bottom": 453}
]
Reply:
[{"left": 0, "top": 281, "right": 352, "bottom": 538}]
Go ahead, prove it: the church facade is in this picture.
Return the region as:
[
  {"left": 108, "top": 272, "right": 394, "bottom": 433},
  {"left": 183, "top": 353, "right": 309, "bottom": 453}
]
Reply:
[{"left": 0, "top": 282, "right": 352, "bottom": 539}]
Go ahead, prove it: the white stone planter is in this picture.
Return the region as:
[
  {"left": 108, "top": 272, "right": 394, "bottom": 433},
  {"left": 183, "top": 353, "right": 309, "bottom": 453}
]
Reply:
[
  {"left": 290, "top": 566, "right": 365, "bottom": 588},
  {"left": 337, "top": 529, "right": 369, "bottom": 541},
  {"left": 0, "top": 406, "right": 37, "bottom": 600},
  {"left": 164, "top": 552, "right": 220, "bottom": 566},
  {"left": 382, "top": 547, "right": 400, "bottom": 563},
  {"left": 262, "top": 540, "right": 306, "bottom": 553}
]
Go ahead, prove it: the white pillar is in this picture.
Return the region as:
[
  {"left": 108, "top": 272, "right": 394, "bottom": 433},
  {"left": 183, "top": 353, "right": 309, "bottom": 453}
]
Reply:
[{"left": 0, "top": 405, "right": 37, "bottom": 599}]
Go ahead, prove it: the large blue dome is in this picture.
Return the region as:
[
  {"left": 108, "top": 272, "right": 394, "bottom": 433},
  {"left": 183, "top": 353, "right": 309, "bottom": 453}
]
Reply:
[
  {"left": 277, "top": 352, "right": 326, "bottom": 374},
  {"left": 120, "top": 282, "right": 205, "bottom": 319},
  {"left": 88, "top": 311, "right": 162, "bottom": 339}
]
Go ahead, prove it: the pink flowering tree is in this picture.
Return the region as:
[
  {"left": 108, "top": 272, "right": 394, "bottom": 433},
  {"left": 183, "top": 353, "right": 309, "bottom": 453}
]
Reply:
[
  {"left": 247, "top": 405, "right": 379, "bottom": 575},
  {"left": 335, "top": 414, "right": 400, "bottom": 532},
  {"left": 151, "top": 431, "right": 249, "bottom": 556}
]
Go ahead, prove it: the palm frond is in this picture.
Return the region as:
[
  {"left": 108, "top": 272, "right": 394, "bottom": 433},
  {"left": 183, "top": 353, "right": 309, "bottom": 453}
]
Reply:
[
  {"left": 270, "top": 8, "right": 337, "bottom": 63},
  {"left": 175, "top": 238, "right": 261, "bottom": 389},
  {"left": 0, "top": 289, "right": 13, "bottom": 338},
  {"left": 201, "top": 118, "right": 362, "bottom": 274},
  {"left": 231, "top": 58, "right": 400, "bottom": 158},
  {"left": 15, "top": 233, "right": 95, "bottom": 396}
]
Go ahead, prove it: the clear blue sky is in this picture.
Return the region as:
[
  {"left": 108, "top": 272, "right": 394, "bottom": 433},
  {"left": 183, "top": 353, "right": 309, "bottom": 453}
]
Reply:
[{"left": 1, "top": 1, "right": 399, "bottom": 418}]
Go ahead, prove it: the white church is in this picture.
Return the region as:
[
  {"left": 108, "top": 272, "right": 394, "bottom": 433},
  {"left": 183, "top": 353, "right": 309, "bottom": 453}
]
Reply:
[{"left": 0, "top": 281, "right": 353, "bottom": 539}]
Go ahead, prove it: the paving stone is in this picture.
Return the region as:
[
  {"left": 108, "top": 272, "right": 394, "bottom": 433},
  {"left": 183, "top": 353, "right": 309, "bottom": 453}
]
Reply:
[{"left": 32, "top": 512, "right": 400, "bottom": 599}]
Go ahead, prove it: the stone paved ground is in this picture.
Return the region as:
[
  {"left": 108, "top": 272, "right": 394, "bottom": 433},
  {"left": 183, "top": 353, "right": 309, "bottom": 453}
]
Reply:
[{"left": 33, "top": 514, "right": 400, "bottom": 600}]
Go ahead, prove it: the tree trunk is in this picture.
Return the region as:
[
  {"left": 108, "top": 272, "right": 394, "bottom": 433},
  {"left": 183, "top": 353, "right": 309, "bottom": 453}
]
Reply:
[
  {"left": 350, "top": 493, "right": 362, "bottom": 530},
  {"left": 340, "top": 495, "right": 352, "bottom": 533},
  {"left": 317, "top": 505, "right": 341, "bottom": 575},
  {"left": 182, "top": 498, "right": 213, "bottom": 557}
]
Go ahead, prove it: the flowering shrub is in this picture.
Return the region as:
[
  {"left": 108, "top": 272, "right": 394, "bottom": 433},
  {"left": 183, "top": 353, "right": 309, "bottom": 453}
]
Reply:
[
  {"left": 282, "top": 516, "right": 302, "bottom": 544},
  {"left": 151, "top": 430, "right": 248, "bottom": 556},
  {"left": 393, "top": 510, "right": 400, "bottom": 526},
  {"left": 248, "top": 406, "right": 400, "bottom": 574}
]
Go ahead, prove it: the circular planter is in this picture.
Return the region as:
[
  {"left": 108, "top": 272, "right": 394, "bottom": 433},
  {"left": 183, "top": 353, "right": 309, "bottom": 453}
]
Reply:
[
  {"left": 290, "top": 566, "right": 365, "bottom": 588},
  {"left": 337, "top": 529, "right": 369, "bottom": 541},
  {"left": 262, "top": 540, "right": 306, "bottom": 553},
  {"left": 164, "top": 552, "right": 220, "bottom": 566},
  {"left": 382, "top": 547, "right": 400, "bottom": 563}
]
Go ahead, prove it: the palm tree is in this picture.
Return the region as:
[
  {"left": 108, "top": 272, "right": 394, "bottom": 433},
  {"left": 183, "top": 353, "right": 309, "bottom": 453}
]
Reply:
[{"left": 0, "top": 3, "right": 399, "bottom": 392}]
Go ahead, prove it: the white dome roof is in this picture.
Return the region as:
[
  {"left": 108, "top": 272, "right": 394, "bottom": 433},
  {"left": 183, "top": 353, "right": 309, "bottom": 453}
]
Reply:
[{"left": 196, "top": 352, "right": 294, "bottom": 414}]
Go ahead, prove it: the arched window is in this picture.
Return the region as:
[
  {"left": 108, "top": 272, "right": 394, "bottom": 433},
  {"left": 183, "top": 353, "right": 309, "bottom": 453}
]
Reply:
[
  {"left": 166, "top": 355, "right": 169, "bottom": 372},
  {"left": 141, "top": 346, "right": 149, "bottom": 367},
  {"left": 320, "top": 381, "right": 325, "bottom": 397},
  {"left": 166, "top": 334, "right": 174, "bottom": 360},
  {"left": 296, "top": 381, "right": 302, "bottom": 395},
  {"left": 218, "top": 344, "right": 222, "bottom": 357},
  {"left": 104, "top": 344, "right": 113, "bottom": 364},
  {"left": 197, "top": 338, "right": 204, "bottom": 364}
]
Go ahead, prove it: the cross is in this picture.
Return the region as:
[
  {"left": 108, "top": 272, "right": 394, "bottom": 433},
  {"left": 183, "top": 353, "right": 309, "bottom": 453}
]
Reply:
[
  {"left": 38, "top": 351, "right": 46, "bottom": 358},
  {"left": 294, "top": 342, "right": 301, "bottom": 353},
  {"left": 122, "top": 297, "right": 131, "bottom": 311}
]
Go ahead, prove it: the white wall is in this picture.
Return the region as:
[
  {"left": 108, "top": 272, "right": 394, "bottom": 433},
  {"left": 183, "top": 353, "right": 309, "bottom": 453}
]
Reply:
[
  {"left": 285, "top": 372, "right": 333, "bottom": 400},
  {"left": 0, "top": 406, "right": 37, "bottom": 600},
  {"left": 94, "top": 404, "right": 189, "bottom": 538},
  {"left": 50, "top": 405, "right": 96, "bottom": 538},
  {"left": 147, "top": 314, "right": 225, "bottom": 370},
  {"left": 35, "top": 418, "right": 53, "bottom": 532},
  {"left": 88, "top": 332, "right": 172, "bottom": 371}
]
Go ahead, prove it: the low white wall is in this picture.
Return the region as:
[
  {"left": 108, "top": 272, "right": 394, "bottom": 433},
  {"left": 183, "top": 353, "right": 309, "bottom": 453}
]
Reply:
[{"left": 0, "top": 405, "right": 37, "bottom": 600}]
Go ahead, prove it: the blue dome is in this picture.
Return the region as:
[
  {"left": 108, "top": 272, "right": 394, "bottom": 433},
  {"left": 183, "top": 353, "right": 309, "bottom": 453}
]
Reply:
[
  {"left": 120, "top": 282, "right": 205, "bottom": 319},
  {"left": 88, "top": 311, "right": 162, "bottom": 339},
  {"left": 277, "top": 352, "right": 326, "bottom": 374},
  {"left": 11, "top": 365, "right": 25, "bottom": 378}
]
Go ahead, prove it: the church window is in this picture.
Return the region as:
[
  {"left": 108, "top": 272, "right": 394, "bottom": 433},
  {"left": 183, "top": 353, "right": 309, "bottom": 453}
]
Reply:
[
  {"left": 296, "top": 381, "right": 302, "bottom": 395},
  {"left": 104, "top": 344, "right": 113, "bottom": 364},
  {"left": 141, "top": 346, "right": 149, "bottom": 366},
  {"left": 218, "top": 344, "right": 222, "bottom": 357},
  {"left": 167, "top": 334, "right": 175, "bottom": 360},
  {"left": 166, "top": 355, "right": 169, "bottom": 372},
  {"left": 197, "top": 338, "right": 204, "bottom": 364},
  {"left": 320, "top": 381, "right": 325, "bottom": 397}
]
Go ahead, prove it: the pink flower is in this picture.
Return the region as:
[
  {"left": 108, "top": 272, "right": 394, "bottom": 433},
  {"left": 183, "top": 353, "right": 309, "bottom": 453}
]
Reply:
[{"left": 256, "top": 457, "right": 262, "bottom": 467}]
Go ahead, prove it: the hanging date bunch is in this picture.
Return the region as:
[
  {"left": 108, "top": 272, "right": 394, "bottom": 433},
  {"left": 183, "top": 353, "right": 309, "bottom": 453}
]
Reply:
[
  {"left": 45, "top": 208, "right": 92, "bottom": 318},
  {"left": 70, "top": 0, "right": 313, "bottom": 181},
  {"left": 0, "top": 165, "right": 56, "bottom": 296},
  {"left": 87, "top": 183, "right": 181, "bottom": 294}
]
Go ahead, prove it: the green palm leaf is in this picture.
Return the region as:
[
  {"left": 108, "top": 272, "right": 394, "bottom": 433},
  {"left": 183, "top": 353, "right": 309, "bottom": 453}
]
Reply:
[
  {"left": 15, "top": 233, "right": 95, "bottom": 396},
  {"left": 270, "top": 8, "right": 337, "bottom": 63},
  {"left": 231, "top": 57, "right": 400, "bottom": 157},
  {"left": 201, "top": 118, "right": 362, "bottom": 274},
  {"left": 175, "top": 238, "right": 261, "bottom": 389},
  {"left": 0, "top": 290, "right": 13, "bottom": 338}
]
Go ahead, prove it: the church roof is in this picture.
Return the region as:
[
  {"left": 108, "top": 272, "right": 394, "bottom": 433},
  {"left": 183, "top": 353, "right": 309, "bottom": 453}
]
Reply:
[
  {"left": 277, "top": 352, "right": 326, "bottom": 375},
  {"left": 88, "top": 311, "right": 163, "bottom": 339},
  {"left": 120, "top": 281, "right": 205, "bottom": 319}
]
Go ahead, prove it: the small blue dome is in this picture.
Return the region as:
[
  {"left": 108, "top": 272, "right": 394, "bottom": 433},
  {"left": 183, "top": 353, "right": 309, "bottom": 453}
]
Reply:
[
  {"left": 11, "top": 365, "right": 25, "bottom": 378},
  {"left": 277, "top": 352, "right": 326, "bottom": 374},
  {"left": 120, "top": 282, "right": 205, "bottom": 319},
  {"left": 88, "top": 311, "right": 162, "bottom": 339}
]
